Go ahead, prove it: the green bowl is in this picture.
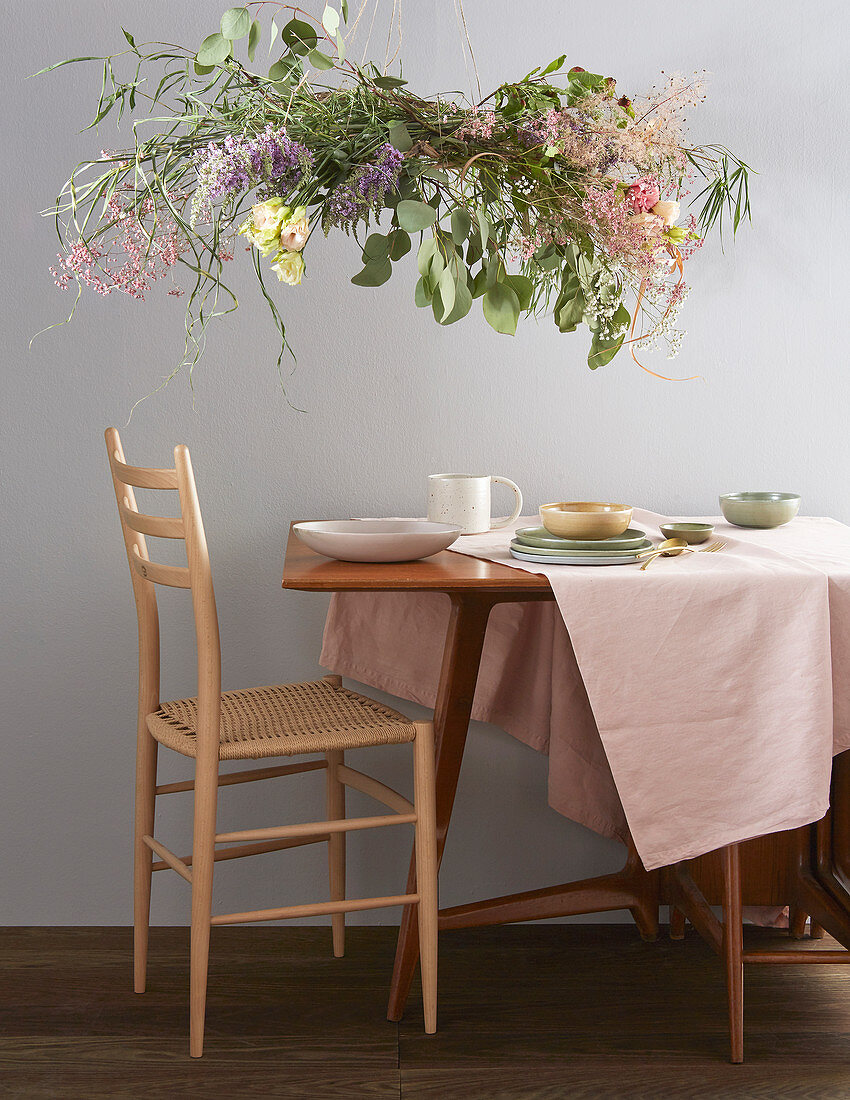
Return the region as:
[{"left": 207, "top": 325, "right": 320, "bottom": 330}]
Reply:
[
  {"left": 719, "top": 492, "right": 800, "bottom": 529},
  {"left": 659, "top": 522, "right": 715, "bottom": 544}
]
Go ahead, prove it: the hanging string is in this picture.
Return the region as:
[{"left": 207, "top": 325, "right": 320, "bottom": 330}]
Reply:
[
  {"left": 453, "top": 0, "right": 481, "bottom": 102},
  {"left": 344, "top": 0, "right": 370, "bottom": 48},
  {"left": 383, "top": 0, "right": 402, "bottom": 72},
  {"left": 360, "top": 0, "right": 381, "bottom": 64}
]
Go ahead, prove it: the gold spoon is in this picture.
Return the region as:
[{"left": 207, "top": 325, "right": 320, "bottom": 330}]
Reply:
[{"left": 638, "top": 537, "right": 693, "bottom": 571}]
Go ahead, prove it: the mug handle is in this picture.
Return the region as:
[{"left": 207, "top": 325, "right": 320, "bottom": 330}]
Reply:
[{"left": 490, "top": 476, "right": 523, "bottom": 529}]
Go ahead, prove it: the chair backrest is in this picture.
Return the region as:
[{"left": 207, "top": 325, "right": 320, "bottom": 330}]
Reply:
[{"left": 105, "top": 428, "right": 221, "bottom": 736}]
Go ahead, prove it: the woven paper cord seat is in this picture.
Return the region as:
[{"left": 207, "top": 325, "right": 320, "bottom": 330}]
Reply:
[{"left": 147, "top": 678, "right": 417, "bottom": 760}]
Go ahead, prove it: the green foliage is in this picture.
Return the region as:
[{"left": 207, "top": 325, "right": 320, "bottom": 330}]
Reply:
[
  {"left": 281, "top": 18, "right": 317, "bottom": 54},
  {"left": 397, "top": 200, "right": 437, "bottom": 232},
  {"left": 220, "top": 7, "right": 250, "bottom": 40},
  {"left": 40, "top": 3, "right": 751, "bottom": 400},
  {"left": 483, "top": 283, "right": 521, "bottom": 335}
]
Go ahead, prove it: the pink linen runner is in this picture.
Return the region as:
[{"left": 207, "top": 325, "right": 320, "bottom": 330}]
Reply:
[{"left": 321, "top": 511, "right": 850, "bottom": 870}]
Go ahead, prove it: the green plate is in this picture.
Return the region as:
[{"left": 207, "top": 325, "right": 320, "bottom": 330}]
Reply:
[
  {"left": 515, "top": 526, "right": 648, "bottom": 551},
  {"left": 510, "top": 538, "right": 654, "bottom": 559}
]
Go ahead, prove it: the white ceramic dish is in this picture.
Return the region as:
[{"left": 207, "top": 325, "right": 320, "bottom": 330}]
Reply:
[
  {"left": 510, "top": 547, "right": 641, "bottom": 566},
  {"left": 294, "top": 519, "right": 461, "bottom": 563}
]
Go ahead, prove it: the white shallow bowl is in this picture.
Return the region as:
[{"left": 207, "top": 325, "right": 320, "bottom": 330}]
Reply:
[{"left": 294, "top": 519, "right": 461, "bottom": 563}]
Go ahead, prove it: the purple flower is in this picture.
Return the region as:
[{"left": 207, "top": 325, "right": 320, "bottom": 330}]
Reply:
[
  {"left": 323, "top": 143, "right": 404, "bottom": 232},
  {"left": 191, "top": 126, "right": 313, "bottom": 225}
]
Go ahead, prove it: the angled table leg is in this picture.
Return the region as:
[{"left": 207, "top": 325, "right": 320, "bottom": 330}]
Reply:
[
  {"left": 387, "top": 591, "right": 498, "bottom": 1021},
  {"left": 438, "top": 836, "right": 659, "bottom": 940}
]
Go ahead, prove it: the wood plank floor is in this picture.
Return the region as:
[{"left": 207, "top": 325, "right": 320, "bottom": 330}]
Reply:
[{"left": 1, "top": 925, "right": 849, "bottom": 1097}]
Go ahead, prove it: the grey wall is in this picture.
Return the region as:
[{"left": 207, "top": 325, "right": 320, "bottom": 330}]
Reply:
[{"left": 2, "top": 0, "right": 848, "bottom": 924}]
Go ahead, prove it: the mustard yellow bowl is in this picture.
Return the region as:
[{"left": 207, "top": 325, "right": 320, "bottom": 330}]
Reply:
[{"left": 540, "top": 502, "right": 633, "bottom": 540}]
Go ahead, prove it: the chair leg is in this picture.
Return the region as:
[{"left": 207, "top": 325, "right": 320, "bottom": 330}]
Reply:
[
  {"left": 189, "top": 744, "right": 219, "bottom": 1058},
  {"left": 669, "top": 906, "right": 686, "bottom": 940},
  {"left": 134, "top": 728, "right": 158, "bottom": 994},
  {"left": 721, "top": 843, "right": 744, "bottom": 1064},
  {"left": 413, "top": 721, "right": 438, "bottom": 1035},
  {"left": 810, "top": 920, "right": 826, "bottom": 939},
  {"left": 326, "top": 750, "right": 346, "bottom": 958}
]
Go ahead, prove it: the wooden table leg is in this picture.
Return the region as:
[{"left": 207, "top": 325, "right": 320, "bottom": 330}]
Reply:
[
  {"left": 438, "top": 836, "right": 659, "bottom": 941},
  {"left": 791, "top": 822, "right": 850, "bottom": 948},
  {"left": 721, "top": 844, "right": 744, "bottom": 1064},
  {"left": 387, "top": 592, "right": 497, "bottom": 1022}
]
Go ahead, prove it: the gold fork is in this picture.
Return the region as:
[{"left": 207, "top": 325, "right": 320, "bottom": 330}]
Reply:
[{"left": 700, "top": 540, "right": 726, "bottom": 554}]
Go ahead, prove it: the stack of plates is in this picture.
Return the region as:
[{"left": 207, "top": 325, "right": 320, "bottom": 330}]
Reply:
[{"left": 510, "top": 526, "right": 653, "bottom": 566}]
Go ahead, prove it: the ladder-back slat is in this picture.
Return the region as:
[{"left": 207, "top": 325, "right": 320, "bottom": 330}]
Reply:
[
  {"left": 112, "top": 455, "right": 179, "bottom": 490},
  {"left": 120, "top": 501, "right": 185, "bottom": 539},
  {"left": 131, "top": 549, "right": 192, "bottom": 589}
]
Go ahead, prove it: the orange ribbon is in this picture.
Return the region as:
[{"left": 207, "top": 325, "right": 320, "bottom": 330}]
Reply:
[{"left": 627, "top": 247, "right": 702, "bottom": 382}]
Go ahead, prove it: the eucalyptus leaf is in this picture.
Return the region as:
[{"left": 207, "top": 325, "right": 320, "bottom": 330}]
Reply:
[
  {"left": 466, "top": 234, "right": 483, "bottom": 265},
  {"left": 221, "top": 7, "right": 250, "bottom": 40},
  {"left": 373, "top": 76, "right": 408, "bottom": 89},
  {"left": 476, "top": 206, "right": 491, "bottom": 249},
  {"left": 282, "top": 18, "right": 317, "bottom": 54},
  {"left": 194, "top": 60, "right": 215, "bottom": 76},
  {"left": 428, "top": 248, "right": 446, "bottom": 281},
  {"left": 268, "top": 17, "right": 278, "bottom": 54},
  {"left": 363, "top": 233, "right": 390, "bottom": 259},
  {"left": 351, "top": 259, "right": 392, "bottom": 287},
  {"left": 483, "top": 283, "right": 520, "bottom": 335},
  {"left": 504, "top": 274, "right": 533, "bottom": 311},
  {"left": 440, "top": 268, "right": 473, "bottom": 325},
  {"left": 414, "top": 277, "right": 432, "bottom": 307},
  {"left": 247, "top": 19, "right": 261, "bottom": 61},
  {"left": 420, "top": 168, "right": 450, "bottom": 184},
  {"left": 471, "top": 268, "right": 487, "bottom": 299},
  {"left": 336, "top": 30, "right": 346, "bottom": 63},
  {"left": 437, "top": 265, "right": 456, "bottom": 320},
  {"left": 554, "top": 274, "right": 585, "bottom": 332},
  {"left": 388, "top": 122, "right": 413, "bottom": 152},
  {"left": 340, "top": 0, "right": 349, "bottom": 19},
  {"left": 534, "top": 243, "right": 561, "bottom": 272},
  {"left": 322, "top": 5, "right": 340, "bottom": 35},
  {"left": 197, "top": 33, "right": 231, "bottom": 66},
  {"left": 308, "top": 48, "right": 334, "bottom": 70},
  {"left": 268, "top": 55, "right": 300, "bottom": 81},
  {"left": 388, "top": 228, "right": 411, "bottom": 260},
  {"left": 417, "top": 237, "right": 438, "bottom": 276},
  {"left": 450, "top": 208, "right": 472, "bottom": 244},
  {"left": 587, "top": 328, "right": 625, "bottom": 369},
  {"left": 431, "top": 285, "right": 444, "bottom": 323},
  {"left": 397, "top": 199, "right": 437, "bottom": 232}
]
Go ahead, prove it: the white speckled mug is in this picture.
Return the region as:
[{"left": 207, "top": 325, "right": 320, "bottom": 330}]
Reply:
[{"left": 427, "top": 473, "right": 523, "bottom": 535}]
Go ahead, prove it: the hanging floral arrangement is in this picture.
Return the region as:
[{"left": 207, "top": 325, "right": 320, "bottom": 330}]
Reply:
[{"left": 42, "top": 2, "right": 752, "bottom": 390}]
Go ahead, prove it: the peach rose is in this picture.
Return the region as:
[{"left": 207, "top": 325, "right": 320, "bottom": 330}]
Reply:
[
  {"left": 279, "top": 206, "right": 310, "bottom": 252},
  {"left": 651, "top": 200, "right": 680, "bottom": 226}
]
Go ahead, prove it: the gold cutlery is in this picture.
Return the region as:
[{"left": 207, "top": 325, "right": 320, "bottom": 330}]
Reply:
[
  {"left": 639, "top": 538, "right": 692, "bottom": 570},
  {"left": 639, "top": 538, "right": 726, "bottom": 570}
]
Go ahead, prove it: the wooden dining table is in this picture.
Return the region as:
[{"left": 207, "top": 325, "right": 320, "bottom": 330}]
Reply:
[{"left": 281, "top": 523, "right": 850, "bottom": 1024}]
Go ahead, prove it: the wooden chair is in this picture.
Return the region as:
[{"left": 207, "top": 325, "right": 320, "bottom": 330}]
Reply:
[{"left": 105, "top": 428, "right": 438, "bottom": 1057}]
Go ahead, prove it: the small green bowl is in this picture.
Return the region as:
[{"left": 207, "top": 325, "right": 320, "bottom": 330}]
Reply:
[
  {"left": 719, "top": 492, "right": 800, "bottom": 529},
  {"left": 659, "top": 522, "right": 715, "bottom": 544}
]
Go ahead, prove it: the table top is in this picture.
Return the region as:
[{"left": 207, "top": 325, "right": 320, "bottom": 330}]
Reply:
[{"left": 281, "top": 522, "right": 553, "bottom": 593}]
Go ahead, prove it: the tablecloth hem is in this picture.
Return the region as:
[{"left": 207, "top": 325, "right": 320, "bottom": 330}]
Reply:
[{"left": 637, "top": 800, "right": 830, "bottom": 871}]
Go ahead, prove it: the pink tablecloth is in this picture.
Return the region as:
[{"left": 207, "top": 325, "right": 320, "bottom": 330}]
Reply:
[{"left": 321, "top": 511, "right": 850, "bottom": 870}]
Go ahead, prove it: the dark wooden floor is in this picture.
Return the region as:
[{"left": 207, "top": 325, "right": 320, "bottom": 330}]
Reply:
[{"left": 2, "top": 925, "right": 850, "bottom": 1098}]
